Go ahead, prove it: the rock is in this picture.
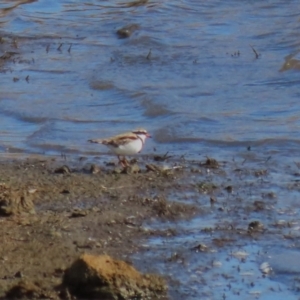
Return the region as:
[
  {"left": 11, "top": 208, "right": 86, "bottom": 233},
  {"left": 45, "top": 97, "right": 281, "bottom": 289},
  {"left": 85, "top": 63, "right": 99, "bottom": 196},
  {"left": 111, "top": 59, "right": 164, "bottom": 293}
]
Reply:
[
  {"left": 116, "top": 24, "right": 140, "bottom": 38},
  {"left": 248, "top": 221, "right": 264, "bottom": 232},
  {"left": 146, "top": 164, "right": 162, "bottom": 173},
  {"left": 63, "top": 254, "right": 167, "bottom": 299},
  {"left": 0, "top": 186, "right": 35, "bottom": 216},
  {"left": 122, "top": 164, "right": 140, "bottom": 175},
  {"left": 90, "top": 164, "right": 101, "bottom": 174},
  {"left": 54, "top": 165, "right": 71, "bottom": 174}
]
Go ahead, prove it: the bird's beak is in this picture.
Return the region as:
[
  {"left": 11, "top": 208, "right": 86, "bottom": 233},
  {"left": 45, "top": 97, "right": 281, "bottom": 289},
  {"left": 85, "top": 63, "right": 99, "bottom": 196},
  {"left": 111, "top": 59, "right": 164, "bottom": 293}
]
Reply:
[{"left": 146, "top": 133, "right": 152, "bottom": 138}]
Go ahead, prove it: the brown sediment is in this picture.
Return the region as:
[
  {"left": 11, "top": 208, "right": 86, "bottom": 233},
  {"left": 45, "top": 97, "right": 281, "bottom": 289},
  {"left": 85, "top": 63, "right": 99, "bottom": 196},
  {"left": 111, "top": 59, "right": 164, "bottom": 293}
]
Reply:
[{"left": 0, "top": 157, "right": 198, "bottom": 299}]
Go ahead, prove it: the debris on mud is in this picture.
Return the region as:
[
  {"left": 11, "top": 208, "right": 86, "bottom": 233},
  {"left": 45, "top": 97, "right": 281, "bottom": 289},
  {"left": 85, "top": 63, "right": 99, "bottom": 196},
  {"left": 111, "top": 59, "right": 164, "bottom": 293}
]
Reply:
[
  {"left": 153, "top": 152, "right": 173, "bottom": 162},
  {"left": 54, "top": 165, "right": 71, "bottom": 174},
  {"left": 5, "top": 280, "right": 53, "bottom": 300},
  {"left": 253, "top": 200, "right": 265, "bottom": 211},
  {"left": 200, "top": 157, "right": 219, "bottom": 169},
  {"left": 197, "top": 181, "right": 218, "bottom": 193},
  {"left": 254, "top": 169, "right": 268, "bottom": 177},
  {"left": 62, "top": 254, "right": 167, "bottom": 299},
  {"left": 146, "top": 163, "right": 162, "bottom": 173}
]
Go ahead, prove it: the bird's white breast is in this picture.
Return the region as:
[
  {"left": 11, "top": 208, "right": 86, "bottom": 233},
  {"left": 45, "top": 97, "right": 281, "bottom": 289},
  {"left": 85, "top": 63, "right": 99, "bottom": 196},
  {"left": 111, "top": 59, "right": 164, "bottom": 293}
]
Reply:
[{"left": 107, "top": 138, "right": 143, "bottom": 155}]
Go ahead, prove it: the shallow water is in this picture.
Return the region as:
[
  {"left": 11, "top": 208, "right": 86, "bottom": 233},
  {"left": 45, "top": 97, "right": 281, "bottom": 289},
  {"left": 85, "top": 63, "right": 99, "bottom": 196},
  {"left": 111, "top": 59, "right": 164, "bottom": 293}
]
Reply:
[
  {"left": 2, "top": 0, "right": 300, "bottom": 298},
  {"left": 134, "top": 155, "right": 300, "bottom": 299},
  {"left": 1, "top": 0, "right": 300, "bottom": 160}
]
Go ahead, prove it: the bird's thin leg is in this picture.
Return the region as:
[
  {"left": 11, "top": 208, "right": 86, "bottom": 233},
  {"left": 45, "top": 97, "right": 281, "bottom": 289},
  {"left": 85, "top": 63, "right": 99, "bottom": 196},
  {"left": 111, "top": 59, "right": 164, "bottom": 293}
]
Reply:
[
  {"left": 118, "top": 156, "right": 128, "bottom": 168},
  {"left": 117, "top": 155, "right": 123, "bottom": 166},
  {"left": 123, "top": 157, "right": 129, "bottom": 167}
]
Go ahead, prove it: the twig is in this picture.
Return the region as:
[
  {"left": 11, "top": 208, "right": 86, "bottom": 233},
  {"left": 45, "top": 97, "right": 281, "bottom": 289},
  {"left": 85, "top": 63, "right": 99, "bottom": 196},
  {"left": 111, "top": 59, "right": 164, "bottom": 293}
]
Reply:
[
  {"left": 57, "top": 43, "right": 63, "bottom": 51},
  {"left": 249, "top": 45, "right": 259, "bottom": 59},
  {"left": 101, "top": 185, "right": 137, "bottom": 190},
  {"left": 294, "top": 161, "right": 300, "bottom": 169},
  {"left": 146, "top": 49, "right": 152, "bottom": 60},
  {"left": 265, "top": 156, "right": 271, "bottom": 163},
  {"left": 68, "top": 43, "right": 72, "bottom": 53}
]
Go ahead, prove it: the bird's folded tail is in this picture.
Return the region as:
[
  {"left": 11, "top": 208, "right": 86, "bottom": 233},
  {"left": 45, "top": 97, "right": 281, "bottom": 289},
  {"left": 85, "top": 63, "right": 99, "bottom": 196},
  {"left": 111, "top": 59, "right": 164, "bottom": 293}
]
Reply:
[{"left": 88, "top": 139, "right": 103, "bottom": 144}]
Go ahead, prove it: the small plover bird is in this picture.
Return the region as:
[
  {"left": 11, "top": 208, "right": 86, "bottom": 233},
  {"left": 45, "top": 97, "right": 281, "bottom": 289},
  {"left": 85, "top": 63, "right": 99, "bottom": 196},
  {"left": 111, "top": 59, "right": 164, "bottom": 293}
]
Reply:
[{"left": 88, "top": 128, "right": 151, "bottom": 166}]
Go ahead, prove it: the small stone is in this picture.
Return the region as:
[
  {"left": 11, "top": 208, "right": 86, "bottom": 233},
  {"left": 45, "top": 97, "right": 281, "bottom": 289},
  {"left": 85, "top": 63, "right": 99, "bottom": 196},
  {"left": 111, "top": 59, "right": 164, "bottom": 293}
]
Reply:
[
  {"left": 116, "top": 24, "right": 140, "bottom": 38},
  {"left": 201, "top": 157, "right": 219, "bottom": 168},
  {"left": 61, "top": 189, "right": 70, "bottom": 194},
  {"left": 90, "top": 164, "right": 101, "bottom": 174},
  {"left": 212, "top": 260, "right": 222, "bottom": 267},
  {"left": 248, "top": 221, "right": 264, "bottom": 232},
  {"left": 260, "top": 262, "right": 272, "bottom": 274},
  {"left": 191, "top": 243, "right": 209, "bottom": 252},
  {"left": 54, "top": 165, "right": 71, "bottom": 174},
  {"left": 14, "top": 271, "right": 23, "bottom": 278},
  {"left": 225, "top": 185, "right": 233, "bottom": 193},
  {"left": 70, "top": 209, "right": 88, "bottom": 218},
  {"left": 210, "top": 197, "right": 216, "bottom": 205},
  {"left": 122, "top": 164, "right": 140, "bottom": 174},
  {"left": 146, "top": 164, "right": 161, "bottom": 173},
  {"left": 113, "top": 167, "right": 123, "bottom": 174},
  {"left": 232, "top": 251, "right": 249, "bottom": 259}
]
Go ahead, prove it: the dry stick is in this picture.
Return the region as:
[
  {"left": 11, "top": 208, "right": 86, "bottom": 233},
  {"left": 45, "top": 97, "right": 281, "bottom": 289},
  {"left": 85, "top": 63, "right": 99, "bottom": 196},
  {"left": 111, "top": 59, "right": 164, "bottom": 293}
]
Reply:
[
  {"left": 163, "top": 151, "right": 169, "bottom": 159},
  {"left": 294, "top": 161, "right": 300, "bottom": 169},
  {"left": 57, "top": 43, "right": 63, "bottom": 51},
  {"left": 250, "top": 45, "right": 259, "bottom": 59},
  {"left": 68, "top": 43, "right": 72, "bottom": 53},
  {"left": 146, "top": 49, "right": 152, "bottom": 60},
  {"left": 265, "top": 156, "right": 271, "bottom": 163},
  {"left": 100, "top": 184, "right": 138, "bottom": 190}
]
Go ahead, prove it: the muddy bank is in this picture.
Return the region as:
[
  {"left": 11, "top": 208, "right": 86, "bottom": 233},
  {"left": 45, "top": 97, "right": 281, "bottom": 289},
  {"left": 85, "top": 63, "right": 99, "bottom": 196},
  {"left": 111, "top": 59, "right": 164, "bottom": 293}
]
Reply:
[
  {"left": 0, "top": 156, "right": 199, "bottom": 299},
  {"left": 2, "top": 152, "right": 300, "bottom": 299}
]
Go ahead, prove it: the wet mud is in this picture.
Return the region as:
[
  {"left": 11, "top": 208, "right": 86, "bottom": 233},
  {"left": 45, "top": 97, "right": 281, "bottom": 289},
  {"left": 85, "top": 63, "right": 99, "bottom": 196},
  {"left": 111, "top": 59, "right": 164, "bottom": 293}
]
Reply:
[{"left": 0, "top": 155, "right": 198, "bottom": 299}]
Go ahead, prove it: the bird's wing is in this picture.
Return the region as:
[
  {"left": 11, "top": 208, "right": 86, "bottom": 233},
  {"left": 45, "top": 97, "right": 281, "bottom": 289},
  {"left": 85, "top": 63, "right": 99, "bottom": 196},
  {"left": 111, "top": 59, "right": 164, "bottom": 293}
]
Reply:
[
  {"left": 104, "top": 132, "right": 138, "bottom": 147},
  {"left": 88, "top": 131, "right": 139, "bottom": 147}
]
